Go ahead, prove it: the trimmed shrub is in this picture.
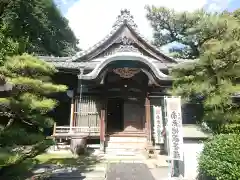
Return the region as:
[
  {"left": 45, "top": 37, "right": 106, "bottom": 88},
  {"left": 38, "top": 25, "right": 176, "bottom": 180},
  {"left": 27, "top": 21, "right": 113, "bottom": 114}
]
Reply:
[
  {"left": 198, "top": 134, "right": 240, "bottom": 180},
  {"left": 221, "top": 124, "right": 240, "bottom": 134}
]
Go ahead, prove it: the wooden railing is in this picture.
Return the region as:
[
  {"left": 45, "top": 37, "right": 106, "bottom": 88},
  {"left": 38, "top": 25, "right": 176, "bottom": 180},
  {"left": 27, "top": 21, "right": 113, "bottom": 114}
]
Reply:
[{"left": 52, "top": 123, "right": 100, "bottom": 137}]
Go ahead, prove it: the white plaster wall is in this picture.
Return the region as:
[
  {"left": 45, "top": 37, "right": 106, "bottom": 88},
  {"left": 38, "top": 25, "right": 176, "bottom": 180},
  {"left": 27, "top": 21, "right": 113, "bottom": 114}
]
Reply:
[{"left": 183, "top": 141, "right": 204, "bottom": 179}]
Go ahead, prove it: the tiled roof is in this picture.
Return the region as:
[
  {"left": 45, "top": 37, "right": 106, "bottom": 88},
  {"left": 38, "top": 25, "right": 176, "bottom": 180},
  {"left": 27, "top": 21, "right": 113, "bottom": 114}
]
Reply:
[
  {"left": 70, "top": 9, "right": 176, "bottom": 62},
  {"left": 38, "top": 56, "right": 71, "bottom": 62}
]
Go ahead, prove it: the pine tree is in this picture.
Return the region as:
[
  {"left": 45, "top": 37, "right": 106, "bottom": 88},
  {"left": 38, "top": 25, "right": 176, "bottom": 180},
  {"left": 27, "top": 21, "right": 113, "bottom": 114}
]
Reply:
[
  {"left": 146, "top": 6, "right": 240, "bottom": 133},
  {"left": 145, "top": 6, "right": 229, "bottom": 59},
  {"left": 0, "top": 0, "right": 74, "bottom": 173},
  {"left": 0, "top": 54, "right": 67, "bottom": 171},
  {"left": 169, "top": 13, "right": 240, "bottom": 133}
]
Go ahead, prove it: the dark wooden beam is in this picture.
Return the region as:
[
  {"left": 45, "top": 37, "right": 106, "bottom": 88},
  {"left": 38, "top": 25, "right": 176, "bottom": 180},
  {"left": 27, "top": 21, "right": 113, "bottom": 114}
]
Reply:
[{"left": 100, "top": 109, "right": 106, "bottom": 151}]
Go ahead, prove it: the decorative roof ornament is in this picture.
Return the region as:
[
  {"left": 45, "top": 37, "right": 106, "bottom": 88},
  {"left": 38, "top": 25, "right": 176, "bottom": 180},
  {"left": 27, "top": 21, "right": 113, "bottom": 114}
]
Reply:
[
  {"left": 120, "top": 36, "right": 134, "bottom": 45},
  {"left": 103, "top": 44, "right": 140, "bottom": 56},
  {"left": 113, "top": 9, "right": 138, "bottom": 28},
  {"left": 65, "top": 9, "right": 177, "bottom": 63},
  {"left": 115, "top": 45, "right": 139, "bottom": 53},
  {"left": 116, "top": 36, "right": 139, "bottom": 53},
  {"left": 113, "top": 67, "right": 141, "bottom": 78},
  {"left": 103, "top": 36, "right": 140, "bottom": 56}
]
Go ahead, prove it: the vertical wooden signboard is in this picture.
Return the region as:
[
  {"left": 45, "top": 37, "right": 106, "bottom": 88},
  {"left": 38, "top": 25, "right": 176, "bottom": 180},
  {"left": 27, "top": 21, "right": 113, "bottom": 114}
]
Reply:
[
  {"left": 165, "top": 96, "right": 184, "bottom": 177},
  {"left": 145, "top": 96, "right": 151, "bottom": 143},
  {"left": 153, "top": 106, "right": 164, "bottom": 144}
]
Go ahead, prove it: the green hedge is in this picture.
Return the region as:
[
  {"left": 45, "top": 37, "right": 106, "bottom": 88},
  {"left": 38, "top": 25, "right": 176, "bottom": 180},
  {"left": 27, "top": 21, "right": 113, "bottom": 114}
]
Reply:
[
  {"left": 221, "top": 124, "right": 240, "bottom": 134},
  {"left": 198, "top": 134, "right": 240, "bottom": 180}
]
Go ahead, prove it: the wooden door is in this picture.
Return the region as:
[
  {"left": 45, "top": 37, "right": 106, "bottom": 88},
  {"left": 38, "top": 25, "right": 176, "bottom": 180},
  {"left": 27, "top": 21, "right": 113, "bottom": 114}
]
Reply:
[{"left": 124, "top": 101, "right": 144, "bottom": 131}]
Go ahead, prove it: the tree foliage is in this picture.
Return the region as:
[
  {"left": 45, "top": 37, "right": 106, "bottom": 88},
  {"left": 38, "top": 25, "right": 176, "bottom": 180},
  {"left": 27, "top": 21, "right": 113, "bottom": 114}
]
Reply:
[
  {"left": 146, "top": 7, "right": 240, "bottom": 133},
  {"left": 0, "top": 0, "right": 79, "bottom": 57},
  {"left": 0, "top": 0, "right": 76, "bottom": 174},
  {"left": 171, "top": 42, "right": 240, "bottom": 132},
  {"left": 0, "top": 26, "right": 19, "bottom": 65},
  {"left": 146, "top": 6, "right": 230, "bottom": 59},
  {"left": 0, "top": 54, "right": 67, "bottom": 170}
]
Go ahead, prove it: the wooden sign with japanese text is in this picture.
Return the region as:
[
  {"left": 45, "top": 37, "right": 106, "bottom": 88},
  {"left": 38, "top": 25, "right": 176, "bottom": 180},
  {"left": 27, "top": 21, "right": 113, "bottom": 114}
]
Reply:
[
  {"left": 166, "top": 97, "right": 184, "bottom": 161},
  {"left": 153, "top": 106, "right": 164, "bottom": 144}
]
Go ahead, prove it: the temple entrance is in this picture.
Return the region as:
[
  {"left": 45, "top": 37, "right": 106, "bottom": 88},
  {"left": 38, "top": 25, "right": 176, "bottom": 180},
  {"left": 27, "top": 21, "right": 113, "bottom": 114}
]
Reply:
[
  {"left": 49, "top": 9, "right": 176, "bottom": 155},
  {"left": 105, "top": 96, "right": 147, "bottom": 152},
  {"left": 106, "top": 97, "right": 145, "bottom": 134},
  {"left": 123, "top": 98, "right": 145, "bottom": 132},
  {"left": 104, "top": 64, "right": 149, "bottom": 136},
  {"left": 107, "top": 98, "right": 124, "bottom": 133}
]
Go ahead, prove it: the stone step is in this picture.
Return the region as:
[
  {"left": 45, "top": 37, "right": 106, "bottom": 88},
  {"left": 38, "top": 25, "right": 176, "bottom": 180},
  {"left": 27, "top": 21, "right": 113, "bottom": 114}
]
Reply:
[
  {"left": 106, "top": 136, "right": 147, "bottom": 142},
  {"left": 104, "top": 150, "right": 147, "bottom": 160},
  {"left": 105, "top": 150, "right": 142, "bottom": 156},
  {"left": 106, "top": 142, "right": 146, "bottom": 149},
  {"left": 103, "top": 155, "right": 146, "bottom": 161},
  {"left": 105, "top": 148, "right": 144, "bottom": 154},
  {"left": 106, "top": 131, "right": 146, "bottom": 136},
  {"left": 105, "top": 149, "right": 145, "bottom": 155}
]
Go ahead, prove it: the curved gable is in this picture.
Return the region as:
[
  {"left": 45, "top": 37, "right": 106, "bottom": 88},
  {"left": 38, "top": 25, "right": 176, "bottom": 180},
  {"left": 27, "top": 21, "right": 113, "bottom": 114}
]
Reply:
[{"left": 72, "top": 9, "right": 176, "bottom": 63}]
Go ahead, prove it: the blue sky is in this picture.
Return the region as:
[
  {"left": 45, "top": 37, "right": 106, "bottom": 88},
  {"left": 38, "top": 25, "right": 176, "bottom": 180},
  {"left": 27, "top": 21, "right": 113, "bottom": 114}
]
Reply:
[
  {"left": 55, "top": 0, "right": 240, "bottom": 15},
  {"left": 54, "top": 0, "right": 79, "bottom": 14},
  {"left": 53, "top": 0, "right": 240, "bottom": 50},
  {"left": 227, "top": 0, "right": 240, "bottom": 11},
  {"left": 204, "top": 0, "right": 240, "bottom": 12}
]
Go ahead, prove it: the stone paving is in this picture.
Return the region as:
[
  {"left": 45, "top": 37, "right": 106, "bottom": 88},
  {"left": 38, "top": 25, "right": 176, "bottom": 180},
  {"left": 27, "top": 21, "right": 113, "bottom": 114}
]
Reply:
[
  {"left": 33, "top": 164, "right": 106, "bottom": 180},
  {"left": 31, "top": 150, "right": 190, "bottom": 180},
  {"left": 102, "top": 155, "right": 171, "bottom": 180},
  {"left": 106, "top": 163, "right": 155, "bottom": 180}
]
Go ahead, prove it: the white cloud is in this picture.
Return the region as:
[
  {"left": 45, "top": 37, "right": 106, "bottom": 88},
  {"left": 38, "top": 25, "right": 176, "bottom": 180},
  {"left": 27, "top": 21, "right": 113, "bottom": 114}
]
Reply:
[
  {"left": 206, "top": 0, "right": 232, "bottom": 11},
  {"left": 66, "top": 0, "right": 208, "bottom": 50}
]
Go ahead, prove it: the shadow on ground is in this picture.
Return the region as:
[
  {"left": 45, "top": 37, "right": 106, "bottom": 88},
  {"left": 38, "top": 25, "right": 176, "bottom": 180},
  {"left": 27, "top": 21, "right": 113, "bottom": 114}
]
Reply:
[
  {"left": 106, "top": 163, "right": 155, "bottom": 180},
  {"left": 0, "top": 149, "right": 101, "bottom": 180}
]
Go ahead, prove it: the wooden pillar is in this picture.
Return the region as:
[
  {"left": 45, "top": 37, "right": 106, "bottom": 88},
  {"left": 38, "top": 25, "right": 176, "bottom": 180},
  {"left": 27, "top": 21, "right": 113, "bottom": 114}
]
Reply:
[
  {"left": 67, "top": 90, "right": 74, "bottom": 132},
  {"left": 53, "top": 122, "right": 56, "bottom": 135},
  {"left": 145, "top": 95, "right": 152, "bottom": 143},
  {"left": 100, "top": 109, "right": 105, "bottom": 151},
  {"left": 69, "top": 96, "right": 74, "bottom": 132}
]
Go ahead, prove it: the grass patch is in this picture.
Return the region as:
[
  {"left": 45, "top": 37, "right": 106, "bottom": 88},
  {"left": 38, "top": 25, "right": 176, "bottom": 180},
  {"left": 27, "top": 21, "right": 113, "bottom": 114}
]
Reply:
[
  {"left": 35, "top": 152, "right": 74, "bottom": 164},
  {"left": 0, "top": 148, "right": 14, "bottom": 167},
  {"left": 0, "top": 158, "right": 39, "bottom": 180},
  {"left": 0, "top": 150, "right": 101, "bottom": 180},
  {"left": 35, "top": 152, "right": 101, "bottom": 168}
]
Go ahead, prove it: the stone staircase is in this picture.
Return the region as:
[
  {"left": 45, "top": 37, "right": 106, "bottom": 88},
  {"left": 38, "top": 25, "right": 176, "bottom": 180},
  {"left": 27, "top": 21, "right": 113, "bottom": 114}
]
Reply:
[{"left": 105, "top": 132, "right": 148, "bottom": 156}]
